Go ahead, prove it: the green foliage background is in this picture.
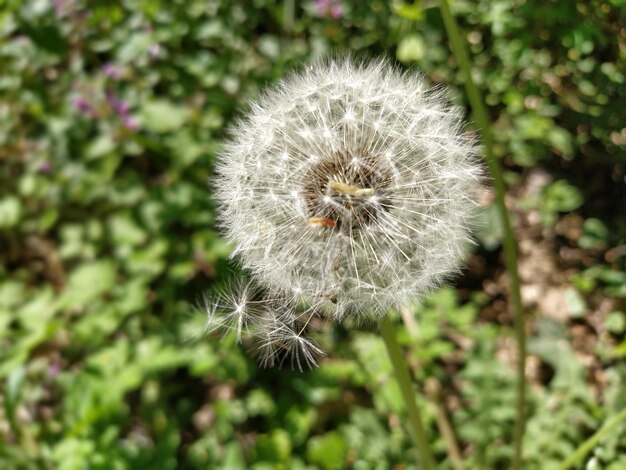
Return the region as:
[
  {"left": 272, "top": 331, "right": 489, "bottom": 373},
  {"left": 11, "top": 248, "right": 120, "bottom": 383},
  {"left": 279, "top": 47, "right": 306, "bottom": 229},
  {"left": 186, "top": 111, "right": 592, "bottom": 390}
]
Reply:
[{"left": 1, "top": 0, "right": 625, "bottom": 468}]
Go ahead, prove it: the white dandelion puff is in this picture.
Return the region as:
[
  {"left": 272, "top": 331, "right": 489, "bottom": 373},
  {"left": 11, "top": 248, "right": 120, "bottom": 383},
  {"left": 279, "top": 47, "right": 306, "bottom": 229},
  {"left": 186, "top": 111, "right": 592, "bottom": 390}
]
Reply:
[
  {"left": 209, "top": 57, "right": 483, "bottom": 367},
  {"left": 207, "top": 281, "right": 323, "bottom": 369},
  {"left": 248, "top": 302, "right": 325, "bottom": 371},
  {"left": 268, "top": 320, "right": 326, "bottom": 371},
  {"left": 205, "top": 278, "right": 263, "bottom": 343}
]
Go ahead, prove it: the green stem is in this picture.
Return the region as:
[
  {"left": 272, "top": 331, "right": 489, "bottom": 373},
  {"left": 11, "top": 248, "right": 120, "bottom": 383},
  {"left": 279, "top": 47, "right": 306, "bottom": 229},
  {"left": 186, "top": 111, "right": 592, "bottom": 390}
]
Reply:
[
  {"left": 380, "top": 315, "right": 436, "bottom": 470},
  {"left": 558, "top": 408, "right": 626, "bottom": 470},
  {"left": 283, "top": 0, "right": 294, "bottom": 32},
  {"left": 437, "top": 1, "right": 527, "bottom": 468}
]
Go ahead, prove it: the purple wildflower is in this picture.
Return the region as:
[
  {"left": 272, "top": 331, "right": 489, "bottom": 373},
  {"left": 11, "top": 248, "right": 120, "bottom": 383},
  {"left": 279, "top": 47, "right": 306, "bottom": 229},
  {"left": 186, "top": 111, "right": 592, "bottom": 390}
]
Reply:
[
  {"left": 315, "top": 0, "right": 342, "bottom": 18},
  {"left": 53, "top": 0, "right": 65, "bottom": 16},
  {"left": 54, "top": 0, "right": 76, "bottom": 17},
  {"left": 149, "top": 43, "right": 162, "bottom": 59},
  {"left": 105, "top": 89, "right": 138, "bottom": 131},
  {"left": 104, "top": 89, "right": 117, "bottom": 107},
  {"left": 102, "top": 63, "right": 122, "bottom": 80},
  {"left": 71, "top": 95, "right": 93, "bottom": 116},
  {"left": 121, "top": 115, "right": 139, "bottom": 131},
  {"left": 48, "top": 362, "right": 61, "bottom": 378},
  {"left": 105, "top": 89, "right": 128, "bottom": 115},
  {"left": 38, "top": 161, "right": 53, "bottom": 174}
]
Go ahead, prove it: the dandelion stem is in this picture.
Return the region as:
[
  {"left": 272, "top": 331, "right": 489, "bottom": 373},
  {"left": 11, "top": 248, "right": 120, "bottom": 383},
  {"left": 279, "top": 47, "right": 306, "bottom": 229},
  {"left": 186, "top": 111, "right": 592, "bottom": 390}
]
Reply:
[
  {"left": 380, "top": 315, "right": 436, "bottom": 470},
  {"left": 437, "top": 1, "right": 527, "bottom": 468},
  {"left": 283, "top": 0, "right": 294, "bottom": 32},
  {"left": 399, "top": 305, "right": 464, "bottom": 469},
  {"left": 558, "top": 408, "right": 626, "bottom": 470}
]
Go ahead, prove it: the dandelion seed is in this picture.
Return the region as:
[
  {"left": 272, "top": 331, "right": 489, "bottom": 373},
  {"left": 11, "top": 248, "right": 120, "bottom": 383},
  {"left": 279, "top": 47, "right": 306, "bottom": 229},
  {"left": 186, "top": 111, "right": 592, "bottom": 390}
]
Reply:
[
  {"left": 271, "top": 321, "right": 326, "bottom": 371},
  {"left": 206, "top": 279, "right": 263, "bottom": 343},
  {"left": 209, "top": 57, "right": 483, "bottom": 367}
]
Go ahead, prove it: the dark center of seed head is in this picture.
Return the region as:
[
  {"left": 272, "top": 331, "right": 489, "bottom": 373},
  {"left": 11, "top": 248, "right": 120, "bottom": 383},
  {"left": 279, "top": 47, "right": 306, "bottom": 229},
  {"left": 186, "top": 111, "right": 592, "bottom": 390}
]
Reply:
[{"left": 302, "top": 149, "right": 392, "bottom": 231}]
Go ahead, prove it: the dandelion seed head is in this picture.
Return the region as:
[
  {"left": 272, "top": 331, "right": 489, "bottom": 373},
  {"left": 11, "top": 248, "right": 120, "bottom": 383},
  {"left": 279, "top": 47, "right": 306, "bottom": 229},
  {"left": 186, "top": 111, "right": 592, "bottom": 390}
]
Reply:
[
  {"left": 210, "top": 57, "right": 483, "bottom": 367},
  {"left": 214, "top": 57, "right": 482, "bottom": 321}
]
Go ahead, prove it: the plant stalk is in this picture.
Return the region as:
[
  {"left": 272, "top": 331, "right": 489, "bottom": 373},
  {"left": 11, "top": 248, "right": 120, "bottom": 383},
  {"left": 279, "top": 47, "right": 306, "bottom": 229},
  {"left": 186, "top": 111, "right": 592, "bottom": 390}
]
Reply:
[
  {"left": 380, "top": 315, "right": 436, "bottom": 470},
  {"left": 399, "top": 305, "right": 464, "bottom": 470},
  {"left": 437, "top": 1, "right": 527, "bottom": 468},
  {"left": 425, "top": 378, "right": 465, "bottom": 470},
  {"left": 558, "top": 408, "right": 626, "bottom": 470}
]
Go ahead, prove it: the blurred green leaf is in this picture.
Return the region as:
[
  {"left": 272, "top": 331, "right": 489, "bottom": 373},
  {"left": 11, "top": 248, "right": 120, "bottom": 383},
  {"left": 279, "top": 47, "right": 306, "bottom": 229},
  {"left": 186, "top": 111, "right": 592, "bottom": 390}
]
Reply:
[
  {"left": 565, "top": 288, "right": 587, "bottom": 318},
  {"left": 396, "top": 34, "right": 425, "bottom": 63},
  {"left": 87, "top": 135, "right": 116, "bottom": 159},
  {"left": 475, "top": 203, "right": 504, "bottom": 249},
  {"left": 539, "top": 180, "right": 583, "bottom": 225},
  {"left": 392, "top": 1, "right": 424, "bottom": 20},
  {"left": 254, "top": 429, "right": 292, "bottom": 463},
  {"left": 141, "top": 100, "right": 189, "bottom": 133},
  {"left": 0, "top": 196, "right": 22, "bottom": 228},
  {"left": 306, "top": 431, "right": 347, "bottom": 470},
  {"left": 578, "top": 218, "right": 609, "bottom": 250},
  {"left": 605, "top": 312, "right": 626, "bottom": 334},
  {"left": 17, "top": 18, "right": 67, "bottom": 55},
  {"left": 58, "top": 261, "right": 117, "bottom": 310}
]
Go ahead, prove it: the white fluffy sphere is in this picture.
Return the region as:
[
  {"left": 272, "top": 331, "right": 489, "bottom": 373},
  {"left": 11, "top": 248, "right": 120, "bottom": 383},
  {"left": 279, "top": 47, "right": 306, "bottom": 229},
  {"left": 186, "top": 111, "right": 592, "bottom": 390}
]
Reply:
[{"left": 214, "top": 58, "right": 482, "bottom": 323}]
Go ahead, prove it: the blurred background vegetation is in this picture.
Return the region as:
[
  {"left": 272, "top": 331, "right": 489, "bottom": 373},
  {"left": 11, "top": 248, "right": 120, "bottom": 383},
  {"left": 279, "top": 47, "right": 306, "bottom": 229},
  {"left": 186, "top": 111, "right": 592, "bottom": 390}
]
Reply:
[{"left": 1, "top": 0, "right": 625, "bottom": 468}]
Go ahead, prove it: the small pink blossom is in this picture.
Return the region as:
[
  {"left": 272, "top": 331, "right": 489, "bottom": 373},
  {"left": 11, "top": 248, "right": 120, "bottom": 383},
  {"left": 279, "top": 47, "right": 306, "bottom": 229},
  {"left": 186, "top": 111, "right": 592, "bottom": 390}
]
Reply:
[
  {"left": 71, "top": 95, "right": 93, "bottom": 116},
  {"left": 105, "top": 90, "right": 139, "bottom": 131},
  {"left": 38, "top": 161, "right": 53, "bottom": 174},
  {"left": 54, "top": 0, "right": 76, "bottom": 17},
  {"left": 48, "top": 362, "right": 61, "bottom": 378},
  {"left": 102, "top": 63, "right": 122, "bottom": 80},
  {"left": 315, "top": 0, "right": 342, "bottom": 19},
  {"left": 121, "top": 115, "right": 139, "bottom": 131},
  {"left": 105, "top": 90, "right": 128, "bottom": 115},
  {"left": 149, "top": 43, "right": 162, "bottom": 59}
]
